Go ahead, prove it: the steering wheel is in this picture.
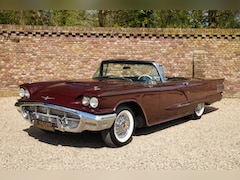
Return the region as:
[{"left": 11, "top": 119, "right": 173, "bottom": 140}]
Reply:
[{"left": 138, "top": 74, "right": 153, "bottom": 82}]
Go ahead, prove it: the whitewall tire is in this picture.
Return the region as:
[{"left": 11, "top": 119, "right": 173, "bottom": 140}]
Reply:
[
  {"left": 101, "top": 106, "right": 135, "bottom": 147},
  {"left": 192, "top": 103, "right": 205, "bottom": 119}
]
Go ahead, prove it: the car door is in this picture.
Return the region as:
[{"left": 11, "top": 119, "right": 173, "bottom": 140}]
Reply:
[{"left": 145, "top": 81, "right": 194, "bottom": 126}]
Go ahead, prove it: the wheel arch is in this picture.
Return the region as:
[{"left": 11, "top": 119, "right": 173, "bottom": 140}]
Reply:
[{"left": 114, "top": 100, "right": 147, "bottom": 128}]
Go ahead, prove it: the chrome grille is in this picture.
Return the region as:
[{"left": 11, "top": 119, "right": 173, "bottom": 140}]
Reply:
[{"left": 23, "top": 105, "right": 80, "bottom": 129}]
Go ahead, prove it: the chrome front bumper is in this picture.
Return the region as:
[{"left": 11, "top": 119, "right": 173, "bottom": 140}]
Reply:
[{"left": 15, "top": 102, "right": 116, "bottom": 133}]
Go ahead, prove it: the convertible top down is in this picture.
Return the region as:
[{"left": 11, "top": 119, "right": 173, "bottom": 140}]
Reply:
[{"left": 15, "top": 59, "right": 224, "bottom": 147}]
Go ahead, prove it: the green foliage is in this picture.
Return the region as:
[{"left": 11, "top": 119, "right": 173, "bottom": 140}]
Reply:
[
  {"left": 107, "top": 10, "right": 155, "bottom": 28},
  {"left": 0, "top": 10, "right": 54, "bottom": 25},
  {"left": 0, "top": 10, "right": 22, "bottom": 24},
  {"left": 154, "top": 10, "right": 191, "bottom": 28},
  {"left": 0, "top": 10, "right": 239, "bottom": 28},
  {"left": 52, "top": 10, "right": 88, "bottom": 26}
]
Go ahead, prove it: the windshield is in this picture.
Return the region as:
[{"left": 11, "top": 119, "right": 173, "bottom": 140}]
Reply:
[{"left": 93, "top": 61, "right": 161, "bottom": 82}]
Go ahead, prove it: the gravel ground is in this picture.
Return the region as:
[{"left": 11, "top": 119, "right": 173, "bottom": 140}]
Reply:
[{"left": 0, "top": 97, "right": 240, "bottom": 170}]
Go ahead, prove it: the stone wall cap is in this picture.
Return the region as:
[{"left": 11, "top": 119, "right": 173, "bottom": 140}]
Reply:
[{"left": 0, "top": 25, "right": 239, "bottom": 39}]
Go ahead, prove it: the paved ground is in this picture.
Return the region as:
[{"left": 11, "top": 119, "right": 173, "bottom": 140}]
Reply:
[{"left": 0, "top": 97, "right": 239, "bottom": 170}]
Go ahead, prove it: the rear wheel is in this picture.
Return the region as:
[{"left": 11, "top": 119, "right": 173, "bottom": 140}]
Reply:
[
  {"left": 101, "top": 106, "right": 135, "bottom": 147},
  {"left": 192, "top": 103, "right": 205, "bottom": 119}
]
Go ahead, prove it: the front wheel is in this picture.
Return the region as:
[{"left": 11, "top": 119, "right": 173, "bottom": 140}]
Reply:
[
  {"left": 101, "top": 107, "right": 135, "bottom": 147},
  {"left": 192, "top": 103, "right": 205, "bottom": 119}
]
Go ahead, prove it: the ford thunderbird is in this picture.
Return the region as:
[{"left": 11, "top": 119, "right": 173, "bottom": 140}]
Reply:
[{"left": 15, "top": 59, "right": 224, "bottom": 147}]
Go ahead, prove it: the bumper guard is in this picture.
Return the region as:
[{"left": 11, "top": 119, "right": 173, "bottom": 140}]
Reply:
[{"left": 15, "top": 101, "right": 116, "bottom": 133}]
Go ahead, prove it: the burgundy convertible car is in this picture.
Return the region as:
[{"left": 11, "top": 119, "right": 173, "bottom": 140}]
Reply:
[{"left": 15, "top": 60, "right": 224, "bottom": 147}]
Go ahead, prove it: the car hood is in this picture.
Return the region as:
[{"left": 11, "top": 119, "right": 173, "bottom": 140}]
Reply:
[{"left": 26, "top": 79, "right": 142, "bottom": 107}]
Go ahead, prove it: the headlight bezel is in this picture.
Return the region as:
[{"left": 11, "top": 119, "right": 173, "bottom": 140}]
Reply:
[
  {"left": 89, "top": 97, "right": 99, "bottom": 109},
  {"left": 82, "top": 96, "right": 90, "bottom": 106},
  {"left": 82, "top": 96, "right": 99, "bottom": 109},
  {"left": 19, "top": 88, "right": 25, "bottom": 98},
  {"left": 19, "top": 87, "right": 30, "bottom": 99}
]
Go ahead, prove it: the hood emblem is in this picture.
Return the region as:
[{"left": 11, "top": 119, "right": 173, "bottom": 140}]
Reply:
[
  {"left": 41, "top": 96, "right": 55, "bottom": 100},
  {"left": 94, "top": 86, "right": 101, "bottom": 91}
]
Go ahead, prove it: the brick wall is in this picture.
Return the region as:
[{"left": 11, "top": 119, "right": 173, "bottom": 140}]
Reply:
[{"left": 0, "top": 25, "right": 239, "bottom": 97}]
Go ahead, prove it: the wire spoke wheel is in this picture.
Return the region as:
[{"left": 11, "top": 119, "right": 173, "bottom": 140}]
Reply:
[
  {"left": 192, "top": 103, "right": 205, "bottom": 119},
  {"left": 101, "top": 107, "right": 135, "bottom": 147},
  {"left": 114, "top": 110, "right": 134, "bottom": 143}
]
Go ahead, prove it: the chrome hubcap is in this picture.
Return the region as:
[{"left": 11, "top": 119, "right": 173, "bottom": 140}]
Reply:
[
  {"left": 195, "top": 103, "right": 205, "bottom": 116},
  {"left": 115, "top": 114, "right": 130, "bottom": 138},
  {"left": 114, "top": 110, "right": 133, "bottom": 143}
]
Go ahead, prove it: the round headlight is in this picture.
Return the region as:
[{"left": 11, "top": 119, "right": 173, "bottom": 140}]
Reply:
[
  {"left": 19, "top": 88, "right": 25, "bottom": 98},
  {"left": 90, "top": 97, "right": 99, "bottom": 108},
  {"left": 19, "top": 88, "right": 30, "bottom": 99},
  {"left": 24, "top": 89, "right": 30, "bottom": 98},
  {"left": 82, "top": 96, "right": 90, "bottom": 106}
]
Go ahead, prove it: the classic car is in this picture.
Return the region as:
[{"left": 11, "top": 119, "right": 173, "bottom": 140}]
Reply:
[{"left": 15, "top": 59, "right": 224, "bottom": 147}]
